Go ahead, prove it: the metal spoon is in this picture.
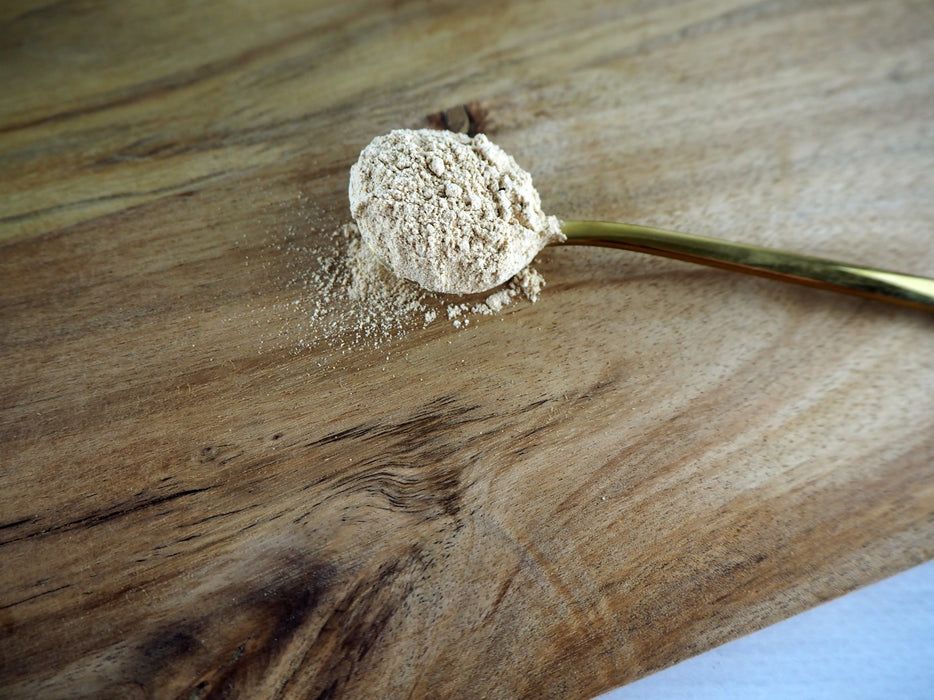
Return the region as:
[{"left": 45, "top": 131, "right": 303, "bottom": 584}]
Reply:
[{"left": 560, "top": 220, "right": 934, "bottom": 311}]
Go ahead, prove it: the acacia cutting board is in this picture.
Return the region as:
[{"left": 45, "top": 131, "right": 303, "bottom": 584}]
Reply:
[{"left": 2, "top": 1, "right": 933, "bottom": 697}]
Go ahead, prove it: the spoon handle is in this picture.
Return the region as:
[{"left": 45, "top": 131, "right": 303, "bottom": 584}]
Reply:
[{"left": 561, "top": 220, "right": 934, "bottom": 312}]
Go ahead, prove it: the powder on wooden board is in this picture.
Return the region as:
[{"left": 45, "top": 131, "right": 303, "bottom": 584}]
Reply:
[
  {"left": 279, "top": 130, "right": 559, "bottom": 353},
  {"left": 281, "top": 222, "right": 547, "bottom": 354},
  {"left": 348, "top": 129, "right": 564, "bottom": 294},
  {"left": 285, "top": 223, "right": 436, "bottom": 350}
]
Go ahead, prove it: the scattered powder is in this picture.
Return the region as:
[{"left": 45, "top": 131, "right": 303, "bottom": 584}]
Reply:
[
  {"left": 349, "top": 129, "right": 564, "bottom": 294},
  {"left": 280, "top": 221, "right": 547, "bottom": 354},
  {"left": 512, "top": 266, "right": 545, "bottom": 303},
  {"left": 443, "top": 267, "right": 546, "bottom": 319},
  {"left": 283, "top": 223, "right": 437, "bottom": 350},
  {"left": 483, "top": 289, "right": 513, "bottom": 314}
]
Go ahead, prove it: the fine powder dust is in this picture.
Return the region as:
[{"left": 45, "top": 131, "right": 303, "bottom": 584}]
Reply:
[
  {"left": 284, "top": 223, "right": 547, "bottom": 351},
  {"left": 349, "top": 129, "right": 564, "bottom": 294},
  {"left": 282, "top": 223, "right": 435, "bottom": 350},
  {"left": 280, "top": 129, "right": 559, "bottom": 353}
]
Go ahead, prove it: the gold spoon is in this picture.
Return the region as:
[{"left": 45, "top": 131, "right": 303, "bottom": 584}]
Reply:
[{"left": 560, "top": 220, "right": 934, "bottom": 311}]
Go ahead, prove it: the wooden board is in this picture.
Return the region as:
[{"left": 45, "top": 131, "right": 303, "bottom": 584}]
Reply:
[{"left": 2, "top": 1, "right": 933, "bottom": 697}]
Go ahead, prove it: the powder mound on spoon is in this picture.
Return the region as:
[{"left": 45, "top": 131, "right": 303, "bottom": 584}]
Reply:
[{"left": 349, "top": 128, "right": 564, "bottom": 295}]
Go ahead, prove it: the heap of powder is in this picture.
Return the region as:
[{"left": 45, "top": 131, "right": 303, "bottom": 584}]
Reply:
[
  {"left": 348, "top": 129, "right": 564, "bottom": 294},
  {"left": 274, "top": 130, "right": 561, "bottom": 354}
]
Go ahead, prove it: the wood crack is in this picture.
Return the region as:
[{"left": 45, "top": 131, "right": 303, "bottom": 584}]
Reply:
[{"left": 0, "top": 487, "right": 213, "bottom": 546}]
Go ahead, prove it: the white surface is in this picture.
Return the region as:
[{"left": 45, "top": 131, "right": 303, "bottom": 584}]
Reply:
[{"left": 598, "top": 559, "right": 934, "bottom": 700}]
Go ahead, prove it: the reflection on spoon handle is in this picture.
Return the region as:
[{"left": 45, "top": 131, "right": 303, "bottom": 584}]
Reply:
[{"left": 560, "top": 220, "right": 934, "bottom": 312}]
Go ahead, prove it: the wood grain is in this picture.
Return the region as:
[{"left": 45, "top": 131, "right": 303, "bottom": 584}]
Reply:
[{"left": 2, "top": 0, "right": 934, "bottom": 697}]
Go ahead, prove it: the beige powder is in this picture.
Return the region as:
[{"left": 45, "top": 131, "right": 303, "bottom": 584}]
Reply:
[
  {"left": 280, "top": 220, "right": 547, "bottom": 355},
  {"left": 348, "top": 129, "right": 564, "bottom": 294},
  {"left": 281, "top": 223, "right": 439, "bottom": 352},
  {"left": 275, "top": 131, "right": 560, "bottom": 356}
]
